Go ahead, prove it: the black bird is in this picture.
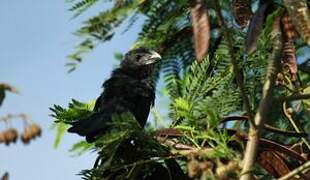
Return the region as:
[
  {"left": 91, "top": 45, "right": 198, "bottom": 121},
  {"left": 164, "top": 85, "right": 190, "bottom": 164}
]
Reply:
[{"left": 68, "top": 48, "right": 161, "bottom": 142}]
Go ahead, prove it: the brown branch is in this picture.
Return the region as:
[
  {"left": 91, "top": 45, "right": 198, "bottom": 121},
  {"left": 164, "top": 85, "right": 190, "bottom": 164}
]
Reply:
[
  {"left": 214, "top": 0, "right": 254, "bottom": 126},
  {"left": 276, "top": 93, "right": 310, "bottom": 102},
  {"left": 221, "top": 116, "right": 249, "bottom": 123},
  {"left": 263, "top": 124, "right": 307, "bottom": 137},
  {"left": 153, "top": 128, "right": 307, "bottom": 163},
  {"left": 278, "top": 161, "right": 310, "bottom": 180},
  {"left": 225, "top": 129, "right": 307, "bottom": 162},
  {"left": 220, "top": 116, "right": 308, "bottom": 137},
  {"left": 240, "top": 16, "right": 283, "bottom": 180},
  {"left": 155, "top": 136, "right": 213, "bottom": 156},
  {"left": 283, "top": 102, "right": 310, "bottom": 150}
]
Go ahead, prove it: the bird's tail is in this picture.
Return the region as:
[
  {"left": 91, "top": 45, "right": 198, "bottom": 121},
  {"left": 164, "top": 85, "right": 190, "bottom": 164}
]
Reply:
[{"left": 68, "top": 112, "right": 106, "bottom": 143}]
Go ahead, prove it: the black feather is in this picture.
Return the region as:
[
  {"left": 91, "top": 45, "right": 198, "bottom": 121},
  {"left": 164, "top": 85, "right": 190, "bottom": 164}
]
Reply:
[{"left": 67, "top": 48, "right": 160, "bottom": 142}]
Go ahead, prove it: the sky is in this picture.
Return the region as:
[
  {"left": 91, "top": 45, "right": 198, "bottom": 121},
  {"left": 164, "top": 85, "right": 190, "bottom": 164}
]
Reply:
[
  {"left": 0, "top": 1, "right": 146, "bottom": 179},
  {"left": 2, "top": 1, "right": 309, "bottom": 180}
]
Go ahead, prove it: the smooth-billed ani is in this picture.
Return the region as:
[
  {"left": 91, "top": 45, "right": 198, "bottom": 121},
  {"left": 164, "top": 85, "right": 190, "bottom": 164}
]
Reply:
[{"left": 68, "top": 48, "right": 161, "bottom": 142}]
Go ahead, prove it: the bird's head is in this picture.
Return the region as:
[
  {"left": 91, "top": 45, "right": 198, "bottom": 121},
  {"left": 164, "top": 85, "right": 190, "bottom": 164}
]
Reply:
[{"left": 120, "top": 47, "right": 161, "bottom": 69}]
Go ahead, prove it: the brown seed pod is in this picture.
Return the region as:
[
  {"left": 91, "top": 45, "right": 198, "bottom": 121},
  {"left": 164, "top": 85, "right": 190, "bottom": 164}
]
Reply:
[
  {"left": 284, "top": 0, "right": 310, "bottom": 45},
  {"left": 187, "top": 159, "right": 201, "bottom": 178},
  {"left": 245, "top": 3, "right": 269, "bottom": 54},
  {"left": 21, "top": 133, "right": 31, "bottom": 144},
  {"left": 3, "top": 128, "right": 18, "bottom": 145},
  {"left": 232, "top": 0, "right": 253, "bottom": 28},
  {"left": 190, "top": 0, "right": 210, "bottom": 62},
  {"left": 30, "top": 123, "right": 42, "bottom": 137},
  {"left": 0, "top": 132, "right": 5, "bottom": 143},
  {"left": 21, "top": 129, "right": 32, "bottom": 144},
  {"left": 281, "top": 13, "right": 298, "bottom": 40},
  {"left": 281, "top": 40, "right": 298, "bottom": 81},
  {"left": 216, "top": 161, "right": 240, "bottom": 179}
]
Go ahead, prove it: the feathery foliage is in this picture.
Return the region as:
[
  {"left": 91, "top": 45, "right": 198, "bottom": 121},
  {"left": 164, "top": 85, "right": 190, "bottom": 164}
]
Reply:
[{"left": 53, "top": 0, "right": 310, "bottom": 179}]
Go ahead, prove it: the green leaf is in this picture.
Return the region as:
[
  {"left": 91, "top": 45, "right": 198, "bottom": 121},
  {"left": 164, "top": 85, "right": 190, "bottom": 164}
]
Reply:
[
  {"left": 53, "top": 122, "right": 69, "bottom": 148},
  {"left": 69, "top": 141, "right": 94, "bottom": 156}
]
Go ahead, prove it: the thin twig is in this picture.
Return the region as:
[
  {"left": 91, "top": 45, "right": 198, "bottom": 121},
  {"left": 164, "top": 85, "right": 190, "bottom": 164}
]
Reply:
[
  {"left": 240, "top": 16, "right": 283, "bottom": 180},
  {"left": 214, "top": 0, "right": 254, "bottom": 125},
  {"left": 263, "top": 124, "right": 307, "bottom": 137},
  {"left": 221, "top": 116, "right": 308, "bottom": 137},
  {"left": 276, "top": 93, "right": 310, "bottom": 102},
  {"left": 225, "top": 129, "right": 307, "bottom": 162},
  {"left": 108, "top": 154, "right": 183, "bottom": 173},
  {"left": 0, "top": 113, "right": 31, "bottom": 122},
  {"left": 283, "top": 102, "right": 310, "bottom": 150},
  {"left": 155, "top": 136, "right": 214, "bottom": 156},
  {"left": 155, "top": 128, "right": 307, "bottom": 163},
  {"left": 278, "top": 161, "right": 310, "bottom": 180}
]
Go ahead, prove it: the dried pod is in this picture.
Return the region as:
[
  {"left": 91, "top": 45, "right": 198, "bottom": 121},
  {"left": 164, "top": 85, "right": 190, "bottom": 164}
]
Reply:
[
  {"left": 190, "top": 0, "right": 210, "bottom": 62},
  {"left": 216, "top": 161, "right": 240, "bottom": 179},
  {"left": 232, "top": 0, "right": 253, "bottom": 28},
  {"left": 3, "top": 128, "right": 18, "bottom": 145},
  {"left": 187, "top": 159, "right": 201, "bottom": 178},
  {"left": 258, "top": 151, "right": 290, "bottom": 178},
  {"left": 30, "top": 123, "right": 42, "bottom": 137},
  {"left": 21, "top": 130, "right": 32, "bottom": 144},
  {"left": 0, "top": 132, "right": 5, "bottom": 143},
  {"left": 21, "top": 133, "right": 31, "bottom": 144},
  {"left": 245, "top": 3, "right": 269, "bottom": 54},
  {"left": 281, "top": 40, "right": 298, "bottom": 81},
  {"left": 284, "top": 0, "right": 310, "bottom": 45},
  {"left": 281, "top": 13, "right": 298, "bottom": 40}
]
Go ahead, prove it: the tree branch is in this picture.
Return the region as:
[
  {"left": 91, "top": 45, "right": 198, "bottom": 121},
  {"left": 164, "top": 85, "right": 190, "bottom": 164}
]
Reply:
[
  {"left": 240, "top": 16, "right": 283, "bottom": 180},
  {"left": 278, "top": 161, "right": 310, "bottom": 180},
  {"left": 283, "top": 102, "right": 310, "bottom": 150},
  {"left": 276, "top": 93, "right": 310, "bottom": 102},
  {"left": 155, "top": 136, "right": 214, "bottom": 156},
  {"left": 220, "top": 116, "right": 308, "bottom": 137}
]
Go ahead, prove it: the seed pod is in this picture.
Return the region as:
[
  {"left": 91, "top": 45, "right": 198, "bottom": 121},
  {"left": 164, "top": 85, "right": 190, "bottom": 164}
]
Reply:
[
  {"left": 232, "top": 0, "right": 253, "bottom": 28},
  {"left": 21, "top": 133, "right": 31, "bottom": 144},
  {"left": 21, "top": 129, "right": 32, "bottom": 144},
  {"left": 3, "top": 128, "right": 18, "bottom": 145},
  {"left": 284, "top": 0, "right": 310, "bottom": 45},
  {"left": 281, "top": 13, "right": 298, "bottom": 40},
  {"left": 29, "top": 123, "right": 42, "bottom": 138},
  {"left": 191, "top": 0, "right": 210, "bottom": 62},
  {"left": 282, "top": 40, "right": 298, "bottom": 81},
  {"left": 258, "top": 151, "right": 290, "bottom": 177},
  {"left": 0, "top": 132, "right": 5, "bottom": 143},
  {"left": 187, "top": 159, "right": 201, "bottom": 178},
  {"left": 245, "top": 3, "right": 269, "bottom": 54}
]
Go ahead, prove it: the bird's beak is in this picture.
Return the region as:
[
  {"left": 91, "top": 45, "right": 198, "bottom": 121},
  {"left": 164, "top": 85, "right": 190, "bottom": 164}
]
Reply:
[{"left": 145, "top": 50, "right": 161, "bottom": 65}]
